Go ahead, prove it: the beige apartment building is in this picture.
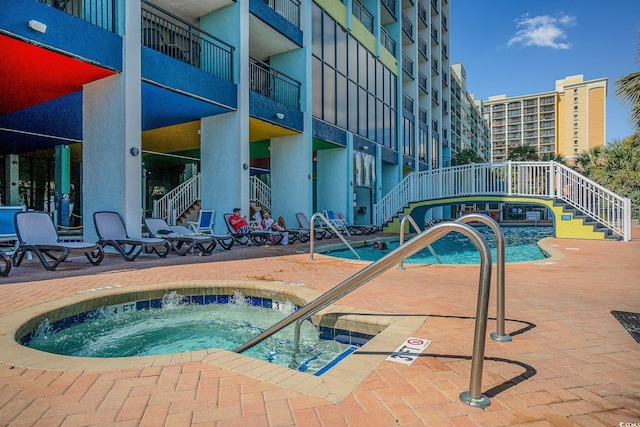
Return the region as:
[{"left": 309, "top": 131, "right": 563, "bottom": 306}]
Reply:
[{"left": 484, "top": 75, "right": 607, "bottom": 163}]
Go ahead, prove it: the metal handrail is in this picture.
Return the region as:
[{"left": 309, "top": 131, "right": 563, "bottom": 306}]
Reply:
[
  {"left": 398, "top": 215, "right": 442, "bottom": 269},
  {"left": 234, "top": 221, "right": 495, "bottom": 408},
  {"left": 309, "top": 213, "right": 360, "bottom": 261},
  {"left": 456, "top": 214, "right": 511, "bottom": 342}
]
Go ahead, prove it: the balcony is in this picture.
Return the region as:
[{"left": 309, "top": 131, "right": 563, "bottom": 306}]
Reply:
[
  {"left": 381, "top": 0, "right": 397, "bottom": 19},
  {"left": 418, "top": 71, "right": 428, "bottom": 94},
  {"left": 381, "top": 26, "right": 396, "bottom": 55},
  {"left": 37, "top": 0, "right": 115, "bottom": 31},
  {"left": 431, "top": 27, "right": 439, "bottom": 44},
  {"left": 249, "top": 57, "right": 300, "bottom": 110},
  {"left": 353, "top": 0, "right": 374, "bottom": 33},
  {"left": 401, "top": 12, "right": 414, "bottom": 41},
  {"left": 431, "top": 86, "right": 439, "bottom": 105},
  {"left": 142, "top": 1, "right": 233, "bottom": 81},
  {"left": 431, "top": 0, "right": 439, "bottom": 15},
  {"left": 417, "top": 2, "right": 428, "bottom": 28},
  {"left": 401, "top": 52, "right": 414, "bottom": 79},
  {"left": 418, "top": 35, "right": 428, "bottom": 60},
  {"left": 262, "top": 0, "right": 301, "bottom": 28},
  {"left": 431, "top": 54, "right": 439, "bottom": 74},
  {"left": 402, "top": 92, "right": 414, "bottom": 112}
]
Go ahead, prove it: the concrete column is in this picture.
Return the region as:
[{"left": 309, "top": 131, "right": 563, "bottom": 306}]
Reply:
[
  {"left": 82, "top": 0, "right": 141, "bottom": 241},
  {"left": 316, "top": 139, "right": 350, "bottom": 218},
  {"left": 199, "top": 1, "right": 249, "bottom": 234},
  {"left": 4, "top": 155, "right": 20, "bottom": 206},
  {"left": 270, "top": 133, "right": 312, "bottom": 227}
]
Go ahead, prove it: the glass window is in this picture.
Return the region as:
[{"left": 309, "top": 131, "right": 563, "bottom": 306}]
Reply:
[
  {"left": 312, "top": 57, "right": 323, "bottom": 118},
  {"left": 336, "top": 74, "right": 347, "bottom": 129},
  {"left": 376, "top": 61, "right": 383, "bottom": 99},
  {"left": 376, "top": 99, "right": 384, "bottom": 144},
  {"left": 359, "top": 88, "right": 367, "bottom": 137},
  {"left": 358, "top": 44, "right": 367, "bottom": 87},
  {"left": 323, "top": 16, "right": 335, "bottom": 67},
  {"left": 348, "top": 36, "right": 358, "bottom": 80},
  {"left": 368, "top": 52, "right": 376, "bottom": 92},
  {"left": 348, "top": 81, "right": 358, "bottom": 132},
  {"left": 336, "top": 26, "right": 347, "bottom": 74},
  {"left": 312, "top": 5, "right": 323, "bottom": 58},
  {"left": 368, "top": 93, "right": 376, "bottom": 140},
  {"left": 323, "top": 64, "right": 336, "bottom": 124}
]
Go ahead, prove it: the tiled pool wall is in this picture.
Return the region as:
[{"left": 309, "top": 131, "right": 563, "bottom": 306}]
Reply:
[{"left": 18, "top": 289, "right": 374, "bottom": 348}]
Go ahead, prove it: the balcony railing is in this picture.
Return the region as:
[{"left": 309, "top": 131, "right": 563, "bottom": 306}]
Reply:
[
  {"left": 418, "top": 71, "right": 428, "bottom": 95},
  {"left": 381, "top": 0, "right": 396, "bottom": 18},
  {"left": 37, "top": 0, "right": 116, "bottom": 32},
  {"left": 417, "top": 2, "right": 428, "bottom": 27},
  {"left": 353, "top": 0, "right": 374, "bottom": 33},
  {"left": 141, "top": 1, "right": 233, "bottom": 82},
  {"left": 401, "top": 52, "right": 414, "bottom": 78},
  {"left": 401, "top": 12, "right": 414, "bottom": 40},
  {"left": 249, "top": 58, "right": 301, "bottom": 110},
  {"left": 380, "top": 26, "right": 396, "bottom": 55},
  {"left": 262, "top": 0, "right": 301, "bottom": 28},
  {"left": 418, "top": 35, "right": 428, "bottom": 60},
  {"left": 402, "top": 92, "right": 414, "bottom": 112}
]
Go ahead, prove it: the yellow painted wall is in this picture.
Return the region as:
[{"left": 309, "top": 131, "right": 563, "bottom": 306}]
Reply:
[
  {"left": 382, "top": 196, "right": 608, "bottom": 240},
  {"left": 589, "top": 86, "right": 606, "bottom": 147}
]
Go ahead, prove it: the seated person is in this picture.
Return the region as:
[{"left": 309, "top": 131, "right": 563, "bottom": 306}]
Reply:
[
  {"left": 252, "top": 208, "right": 264, "bottom": 230},
  {"left": 262, "top": 210, "right": 289, "bottom": 245},
  {"left": 229, "top": 208, "right": 259, "bottom": 234}
]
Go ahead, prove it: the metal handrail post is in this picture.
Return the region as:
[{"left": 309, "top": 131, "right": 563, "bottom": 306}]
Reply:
[
  {"left": 457, "top": 214, "right": 511, "bottom": 343},
  {"left": 398, "top": 215, "right": 442, "bottom": 269},
  {"left": 234, "top": 222, "right": 494, "bottom": 408},
  {"left": 309, "top": 212, "right": 360, "bottom": 261}
]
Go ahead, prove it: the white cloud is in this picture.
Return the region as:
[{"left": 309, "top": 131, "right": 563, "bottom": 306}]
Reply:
[{"left": 507, "top": 13, "right": 576, "bottom": 49}]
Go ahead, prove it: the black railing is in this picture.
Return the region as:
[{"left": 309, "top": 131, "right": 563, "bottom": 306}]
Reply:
[
  {"left": 249, "top": 58, "right": 301, "bottom": 110},
  {"left": 380, "top": 26, "right": 396, "bottom": 55},
  {"left": 141, "top": 0, "right": 233, "bottom": 82},
  {"left": 418, "top": 71, "right": 428, "bottom": 94},
  {"left": 401, "top": 12, "right": 413, "bottom": 40},
  {"left": 402, "top": 52, "right": 414, "bottom": 78},
  {"left": 262, "top": 0, "right": 301, "bottom": 28},
  {"left": 37, "top": 0, "right": 116, "bottom": 32},
  {"left": 418, "top": 35, "right": 428, "bottom": 60},
  {"left": 353, "top": 0, "right": 374, "bottom": 33},
  {"left": 381, "top": 0, "right": 396, "bottom": 18},
  {"left": 418, "top": 2, "right": 428, "bottom": 27}
]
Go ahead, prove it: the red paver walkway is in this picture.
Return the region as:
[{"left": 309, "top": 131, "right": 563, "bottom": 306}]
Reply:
[{"left": 0, "top": 228, "right": 639, "bottom": 426}]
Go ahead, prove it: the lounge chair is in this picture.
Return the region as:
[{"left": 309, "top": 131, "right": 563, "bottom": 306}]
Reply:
[
  {"left": 186, "top": 209, "right": 235, "bottom": 250},
  {"left": 188, "top": 209, "right": 215, "bottom": 235},
  {"left": 144, "top": 217, "right": 216, "bottom": 256},
  {"left": 336, "top": 212, "right": 378, "bottom": 234},
  {"left": 223, "top": 213, "right": 280, "bottom": 246},
  {"left": 322, "top": 210, "right": 351, "bottom": 236},
  {"left": 0, "top": 250, "right": 11, "bottom": 277},
  {"left": 296, "top": 213, "right": 331, "bottom": 239},
  {"left": 12, "top": 211, "right": 104, "bottom": 271},
  {"left": 94, "top": 211, "right": 171, "bottom": 261}
]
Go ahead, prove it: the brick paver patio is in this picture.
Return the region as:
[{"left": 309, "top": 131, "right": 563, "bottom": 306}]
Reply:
[{"left": 0, "top": 228, "right": 638, "bottom": 426}]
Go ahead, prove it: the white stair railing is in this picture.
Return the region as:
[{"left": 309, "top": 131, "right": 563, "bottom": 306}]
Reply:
[
  {"left": 250, "top": 176, "right": 271, "bottom": 211},
  {"left": 152, "top": 174, "right": 200, "bottom": 224},
  {"left": 374, "top": 161, "right": 631, "bottom": 241}
]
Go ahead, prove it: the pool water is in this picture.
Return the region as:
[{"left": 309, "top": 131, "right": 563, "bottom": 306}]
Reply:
[
  {"left": 24, "top": 292, "right": 356, "bottom": 375},
  {"left": 328, "top": 226, "right": 553, "bottom": 264}
]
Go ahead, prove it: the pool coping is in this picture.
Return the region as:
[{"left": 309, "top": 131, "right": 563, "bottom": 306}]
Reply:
[{"left": 0, "top": 280, "right": 427, "bottom": 403}]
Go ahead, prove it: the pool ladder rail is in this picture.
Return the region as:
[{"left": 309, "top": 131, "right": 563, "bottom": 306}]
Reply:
[
  {"left": 308, "top": 212, "right": 360, "bottom": 261},
  {"left": 234, "top": 218, "right": 512, "bottom": 408}
]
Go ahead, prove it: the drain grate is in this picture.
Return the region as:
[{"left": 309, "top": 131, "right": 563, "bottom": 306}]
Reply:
[{"left": 611, "top": 311, "right": 640, "bottom": 343}]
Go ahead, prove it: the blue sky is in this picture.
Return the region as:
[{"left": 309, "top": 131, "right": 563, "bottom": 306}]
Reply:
[{"left": 450, "top": 1, "right": 640, "bottom": 142}]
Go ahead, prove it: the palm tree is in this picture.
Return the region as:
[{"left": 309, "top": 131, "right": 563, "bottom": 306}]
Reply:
[{"left": 615, "top": 33, "right": 640, "bottom": 130}]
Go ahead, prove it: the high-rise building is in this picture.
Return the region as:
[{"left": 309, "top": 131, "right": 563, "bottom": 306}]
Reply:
[
  {"left": 449, "top": 63, "right": 491, "bottom": 163},
  {"left": 1, "top": 0, "right": 474, "bottom": 231},
  {"left": 484, "top": 75, "right": 607, "bottom": 163}
]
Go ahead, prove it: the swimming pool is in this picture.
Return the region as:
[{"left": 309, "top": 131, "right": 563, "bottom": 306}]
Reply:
[
  {"left": 326, "top": 226, "right": 554, "bottom": 264},
  {"left": 21, "top": 290, "right": 370, "bottom": 375}
]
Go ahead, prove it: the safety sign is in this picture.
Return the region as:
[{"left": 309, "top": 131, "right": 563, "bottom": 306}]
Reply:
[{"left": 386, "top": 337, "right": 432, "bottom": 365}]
